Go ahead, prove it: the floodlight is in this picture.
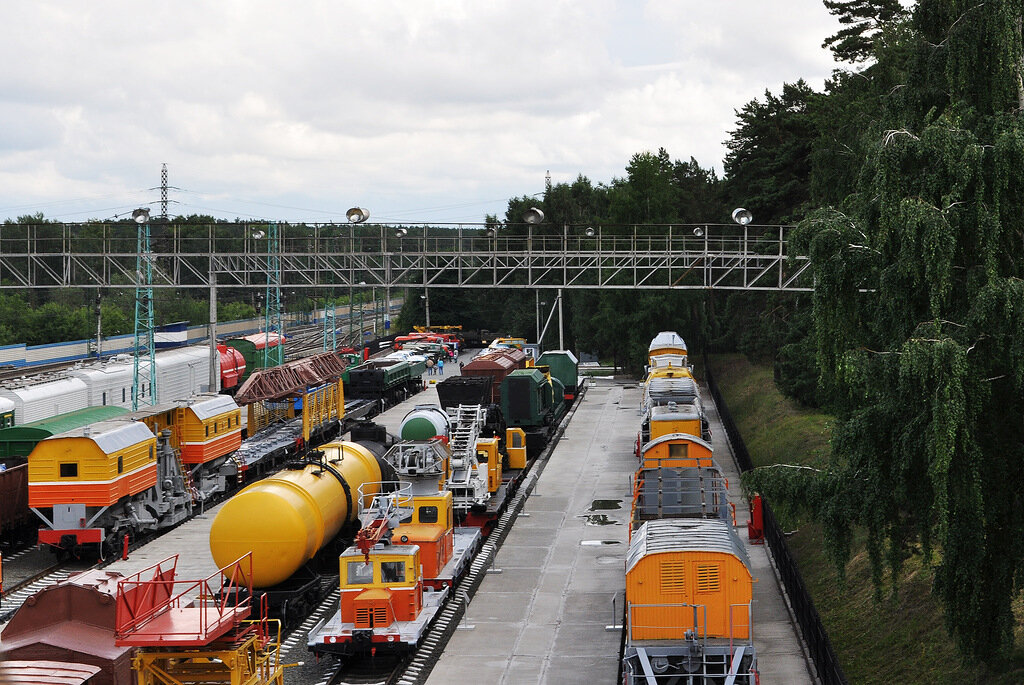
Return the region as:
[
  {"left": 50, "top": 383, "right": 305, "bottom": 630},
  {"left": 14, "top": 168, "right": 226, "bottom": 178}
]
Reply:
[
  {"left": 131, "top": 208, "right": 150, "bottom": 224},
  {"left": 584, "top": 227, "right": 596, "bottom": 237},
  {"left": 523, "top": 207, "right": 545, "bottom": 224},
  {"left": 252, "top": 229, "right": 266, "bottom": 239},
  {"left": 731, "top": 208, "right": 753, "bottom": 226},
  {"left": 396, "top": 227, "right": 408, "bottom": 237},
  {"left": 693, "top": 226, "right": 705, "bottom": 237},
  {"left": 346, "top": 207, "right": 370, "bottom": 223},
  {"left": 485, "top": 227, "right": 496, "bottom": 237}
]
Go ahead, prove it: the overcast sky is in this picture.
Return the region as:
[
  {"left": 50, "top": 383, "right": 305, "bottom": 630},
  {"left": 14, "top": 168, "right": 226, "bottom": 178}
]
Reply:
[{"left": 0, "top": 1, "right": 845, "bottom": 225}]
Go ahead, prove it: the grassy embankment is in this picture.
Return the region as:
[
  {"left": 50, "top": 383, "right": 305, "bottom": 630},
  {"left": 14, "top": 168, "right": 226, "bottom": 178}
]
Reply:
[{"left": 710, "top": 353, "right": 1024, "bottom": 685}]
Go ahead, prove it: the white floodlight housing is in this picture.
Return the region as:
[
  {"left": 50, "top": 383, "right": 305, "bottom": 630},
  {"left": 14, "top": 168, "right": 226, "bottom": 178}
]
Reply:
[
  {"left": 346, "top": 207, "right": 370, "bottom": 223},
  {"left": 523, "top": 207, "right": 545, "bottom": 224},
  {"left": 252, "top": 229, "right": 266, "bottom": 239},
  {"left": 731, "top": 208, "right": 753, "bottom": 226},
  {"left": 131, "top": 208, "right": 150, "bottom": 224},
  {"left": 584, "top": 227, "right": 596, "bottom": 237},
  {"left": 396, "top": 227, "right": 408, "bottom": 237},
  {"left": 693, "top": 226, "right": 705, "bottom": 237}
]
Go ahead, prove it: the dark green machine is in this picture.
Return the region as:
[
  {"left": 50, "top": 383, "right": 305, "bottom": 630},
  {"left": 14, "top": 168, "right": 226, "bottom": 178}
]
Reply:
[
  {"left": 500, "top": 367, "right": 566, "bottom": 456},
  {"left": 537, "top": 350, "right": 580, "bottom": 398}
]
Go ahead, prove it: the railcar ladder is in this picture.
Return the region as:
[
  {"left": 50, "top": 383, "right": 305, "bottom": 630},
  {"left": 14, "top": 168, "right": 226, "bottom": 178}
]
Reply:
[{"left": 171, "top": 416, "right": 198, "bottom": 505}]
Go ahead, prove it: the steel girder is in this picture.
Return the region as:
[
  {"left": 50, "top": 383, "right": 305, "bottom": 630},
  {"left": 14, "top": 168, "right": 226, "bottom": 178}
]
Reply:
[{"left": 0, "top": 223, "right": 812, "bottom": 291}]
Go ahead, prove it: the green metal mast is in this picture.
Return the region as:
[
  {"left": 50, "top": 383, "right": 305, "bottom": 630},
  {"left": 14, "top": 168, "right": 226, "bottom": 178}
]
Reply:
[
  {"left": 262, "top": 221, "right": 283, "bottom": 368},
  {"left": 131, "top": 208, "right": 156, "bottom": 410},
  {"left": 323, "top": 301, "right": 337, "bottom": 352}
]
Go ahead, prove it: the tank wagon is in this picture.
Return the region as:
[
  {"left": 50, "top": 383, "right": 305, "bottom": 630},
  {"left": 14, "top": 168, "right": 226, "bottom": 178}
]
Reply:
[
  {"left": 217, "top": 343, "right": 246, "bottom": 393},
  {"left": 209, "top": 439, "right": 398, "bottom": 623},
  {"left": 622, "top": 331, "right": 758, "bottom": 684}
]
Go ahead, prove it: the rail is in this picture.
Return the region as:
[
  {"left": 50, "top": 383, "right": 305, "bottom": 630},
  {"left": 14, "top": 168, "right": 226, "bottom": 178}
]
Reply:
[{"left": 704, "top": 354, "right": 848, "bottom": 685}]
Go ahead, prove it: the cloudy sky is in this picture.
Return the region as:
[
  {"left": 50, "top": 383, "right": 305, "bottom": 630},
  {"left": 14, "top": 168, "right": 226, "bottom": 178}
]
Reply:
[{"left": 0, "top": 1, "right": 845, "bottom": 225}]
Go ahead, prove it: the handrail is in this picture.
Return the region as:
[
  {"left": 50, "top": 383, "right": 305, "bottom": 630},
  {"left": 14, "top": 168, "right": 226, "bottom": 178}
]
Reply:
[
  {"left": 115, "top": 553, "right": 254, "bottom": 641},
  {"left": 704, "top": 353, "right": 848, "bottom": 685}
]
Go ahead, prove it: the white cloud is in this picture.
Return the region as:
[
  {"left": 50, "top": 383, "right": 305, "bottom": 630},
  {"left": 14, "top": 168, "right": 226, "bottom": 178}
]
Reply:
[{"left": 0, "top": 0, "right": 843, "bottom": 223}]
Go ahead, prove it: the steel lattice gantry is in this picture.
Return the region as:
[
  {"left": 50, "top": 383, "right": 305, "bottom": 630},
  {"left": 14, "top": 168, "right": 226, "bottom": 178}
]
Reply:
[{"left": 0, "top": 222, "right": 812, "bottom": 292}]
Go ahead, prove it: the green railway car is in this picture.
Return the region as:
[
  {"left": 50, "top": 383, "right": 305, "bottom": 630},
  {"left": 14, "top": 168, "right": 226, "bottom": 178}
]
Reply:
[
  {"left": 347, "top": 358, "right": 423, "bottom": 402},
  {"left": 537, "top": 350, "right": 580, "bottom": 397},
  {"left": 224, "top": 332, "right": 286, "bottom": 383},
  {"left": 0, "top": 404, "right": 129, "bottom": 462}
]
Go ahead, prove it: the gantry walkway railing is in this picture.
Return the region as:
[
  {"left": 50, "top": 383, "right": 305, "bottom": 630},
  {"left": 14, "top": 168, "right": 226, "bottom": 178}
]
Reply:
[{"left": 0, "top": 222, "right": 810, "bottom": 291}]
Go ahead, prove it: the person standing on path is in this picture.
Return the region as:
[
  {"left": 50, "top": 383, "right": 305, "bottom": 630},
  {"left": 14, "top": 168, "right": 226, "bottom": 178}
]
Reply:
[{"left": 438, "top": 358, "right": 444, "bottom": 375}]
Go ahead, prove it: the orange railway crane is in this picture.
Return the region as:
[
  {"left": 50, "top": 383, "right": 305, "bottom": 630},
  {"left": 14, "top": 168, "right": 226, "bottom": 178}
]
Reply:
[{"left": 114, "top": 553, "right": 284, "bottom": 685}]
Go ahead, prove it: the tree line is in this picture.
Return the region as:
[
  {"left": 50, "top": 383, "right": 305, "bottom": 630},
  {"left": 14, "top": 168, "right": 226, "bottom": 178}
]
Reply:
[{"left": 4, "top": 1, "right": 1023, "bottom": 666}]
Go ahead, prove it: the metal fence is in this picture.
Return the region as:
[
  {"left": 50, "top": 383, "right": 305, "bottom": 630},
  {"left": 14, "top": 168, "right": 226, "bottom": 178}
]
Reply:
[{"left": 704, "top": 355, "right": 848, "bottom": 685}]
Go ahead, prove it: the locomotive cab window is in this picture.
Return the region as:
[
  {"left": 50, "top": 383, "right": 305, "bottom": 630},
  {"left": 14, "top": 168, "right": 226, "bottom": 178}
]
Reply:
[
  {"left": 117, "top": 456, "right": 123, "bottom": 474},
  {"left": 59, "top": 462, "right": 78, "bottom": 478},
  {"left": 668, "top": 443, "right": 688, "bottom": 458},
  {"left": 418, "top": 506, "right": 439, "bottom": 523},
  {"left": 381, "top": 561, "right": 405, "bottom": 583},
  {"left": 347, "top": 561, "right": 374, "bottom": 585}
]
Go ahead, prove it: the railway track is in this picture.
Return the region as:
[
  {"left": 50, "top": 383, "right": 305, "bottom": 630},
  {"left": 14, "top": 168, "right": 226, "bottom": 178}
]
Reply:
[{"left": 291, "top": 381, "right": 587, "bottom": 685}]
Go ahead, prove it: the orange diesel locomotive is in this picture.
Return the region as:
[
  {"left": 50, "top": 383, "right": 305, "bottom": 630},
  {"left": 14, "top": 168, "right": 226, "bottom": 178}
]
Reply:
[{"left": 622, "top": 331, "right": 758, "bottom": 684}]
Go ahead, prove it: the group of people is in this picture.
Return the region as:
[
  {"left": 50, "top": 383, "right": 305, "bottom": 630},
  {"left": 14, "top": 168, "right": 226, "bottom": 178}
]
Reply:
[{"left": 427, "top": 357, "right": 445, "bottom": 375}]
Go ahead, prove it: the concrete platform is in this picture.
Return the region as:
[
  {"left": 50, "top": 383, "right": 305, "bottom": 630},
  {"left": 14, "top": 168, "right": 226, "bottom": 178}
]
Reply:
[{"left": 425, "top": 376, "right": 816, "bottom": 685}]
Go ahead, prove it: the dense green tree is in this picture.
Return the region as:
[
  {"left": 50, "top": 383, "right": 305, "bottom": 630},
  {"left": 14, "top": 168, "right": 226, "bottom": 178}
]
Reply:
[
  {"left": 723, "top": 80, "right": 819, "bottom": 225},
  {"left": 748, "top": 0, "right": 1024, "bottom": 663},
  {"left": 822, "top": 0, "right": 908, "bottom": 63}
]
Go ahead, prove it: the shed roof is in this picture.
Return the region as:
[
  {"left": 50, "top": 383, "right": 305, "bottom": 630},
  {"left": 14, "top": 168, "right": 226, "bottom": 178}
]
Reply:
[
  {"left": 188, "top": 394, "right": 240, "bottom": 420},
  {"left": 1, "top": 406, "right": 128, "bottom": 440},
  {"left": 0, "top": 660, "right": 102, "bottom": 685},
  {"left": 626, "top": 518, "right": 751, "bottom": 575},
  {"left": 648, "top": 331, "right": 687, "bottom": 352},
  {"left": 47, "top": 419, "right": 154, "bottom": 454}
]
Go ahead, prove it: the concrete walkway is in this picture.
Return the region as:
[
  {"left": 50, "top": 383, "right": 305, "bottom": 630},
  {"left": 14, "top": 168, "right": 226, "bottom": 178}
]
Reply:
[{"left": 426, "top": 376, "right": 816, "bottom": 684}]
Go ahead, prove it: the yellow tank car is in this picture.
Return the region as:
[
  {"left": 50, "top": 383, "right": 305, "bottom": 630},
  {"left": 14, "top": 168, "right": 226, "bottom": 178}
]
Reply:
[{"left": 209, "top": 441, "right": 385, "bottom": 588}]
